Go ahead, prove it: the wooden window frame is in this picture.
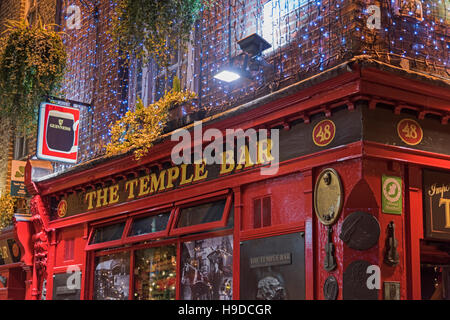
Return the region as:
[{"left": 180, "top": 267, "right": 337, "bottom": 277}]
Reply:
[
  {"left": 169, "top": 190, "right": 233, "bottom": 237},
  {"left": 85, "top": 219, "right": 130, "bottom": 251},
  {"left": 123, "top": 207, "right": 175, "bottom": 245}
]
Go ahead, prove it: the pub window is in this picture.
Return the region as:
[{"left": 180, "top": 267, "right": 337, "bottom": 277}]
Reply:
[
  {"left": 93, "top": 251, "right": 130, "bottom": 300},
  {"left": 89, "top": 222, "right": 126, "bottom": 245},
  {"left": 170, "top": 193, "right": 233, "bottom": 236},
  {"left": 262, "top": 0, "right": 303, "bottom": 53},
  {"left": 180, "top": 235, "right": 234, "bottom": 300},
  {"left": 14, "top": 134, "right": 29, "bottom": 160},
  {"left": 128, "top": 212, "right": 171, "bottom": 237},
  {"left": 133, "top": 245, "right": 177, "bottom": 300},
  {"left": 177, "top": 199, "right": 226, "bottom": 228},
  {"left": 131, "top": 30, "right": 199, "bottom": 108}
]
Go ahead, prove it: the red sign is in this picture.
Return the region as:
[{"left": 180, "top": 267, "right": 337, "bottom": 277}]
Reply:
[
  {"left": 57, "top": 200, "right": 68, "bottom": 218},
  {"left": 312, "top": 119, "right": 336, "bottom": 147},
  {"left": 397, "top": 118, "right": 423, "bottom": 146},
  {"left": 37, "top": 103, "right": 80, "bottom": 163}
]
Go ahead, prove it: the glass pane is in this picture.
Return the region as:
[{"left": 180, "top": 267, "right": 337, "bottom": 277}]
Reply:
[
  {"left": 90, "top": 222, "right": 125, "bottom": 244},
  {"left": 133, "top": 245, "right": 177, "bottom": 300},
  {"left": 176, "top": 199, "right": 226, "bottom": 228},
  {"left": 93, "top": 252, "right": 130, "bottom": 300},
  {"left": 181, "top": 235, "right": 233, "bottom": 300},
  {"left": 129, "top": 212, "right": 171, "bottom": 237}
]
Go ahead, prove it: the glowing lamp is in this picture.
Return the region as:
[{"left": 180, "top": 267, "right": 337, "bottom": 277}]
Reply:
[{"left": 213, "top": 68, "right": 241, "bottom": 83}]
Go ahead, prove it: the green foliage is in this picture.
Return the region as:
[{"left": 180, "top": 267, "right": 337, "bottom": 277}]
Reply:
[
  {"left": 0, "top": 20, "right": 67, "bottom": 133},
  {"left": 0, "top": 192, "right": 15, "bottom": 230},
  {"left": 106, "top": 87, "right": 197, "bottom": 160},
  {"left": 112, "top": 0, "right": 214, "bottom": 68}
]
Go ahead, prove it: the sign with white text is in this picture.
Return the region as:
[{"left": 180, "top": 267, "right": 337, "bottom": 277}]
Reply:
[
  {"left": 382, "top": 175, "right": 402, "bottom": 215},
  {"left": 37, "top": 103, "right": 80, "bottom": 164},
  {"left": 10, "top": 160, "right": 28, "bottom": 197}
]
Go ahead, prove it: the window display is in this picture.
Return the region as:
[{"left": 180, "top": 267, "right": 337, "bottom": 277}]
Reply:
[
  {"left": 133, "top": 245, "right": 177, "bottom": 300},
  {"left": 240, "top": 233, "right": 305, "bottom": 300},
  {"left": 93, "top": 252, "right": 130, "bottom": 300},
  {"left": 181, "top": 235, "right": 233, "bottom": 300}
]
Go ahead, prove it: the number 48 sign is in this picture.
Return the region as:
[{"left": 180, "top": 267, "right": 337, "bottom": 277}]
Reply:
[
  {"left": 312, "top": 119, "right": 336, "bottom": 147},
  {"left": 397, "top": 118, "right": 423, "bottom": 146}
]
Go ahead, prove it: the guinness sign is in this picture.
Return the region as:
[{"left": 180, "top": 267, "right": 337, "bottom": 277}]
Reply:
[
  {"left": 37, "top": 103, "right": 80, "bottom": 164},
  {"left": 424, "top": 169, "right": 450, "bottom": 241}
]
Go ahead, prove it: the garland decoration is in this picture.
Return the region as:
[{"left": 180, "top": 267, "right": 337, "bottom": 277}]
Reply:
[{"left": 0, "top": 20, "right": 67, "bottom": 133}]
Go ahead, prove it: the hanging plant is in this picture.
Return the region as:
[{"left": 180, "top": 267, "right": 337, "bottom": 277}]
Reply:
[
  {"left": 0, "top": 192, "right": 16, "bottom": 230},
  {"left": 106, "top": 83, "right": 197, "bottom": 160},
  {"left": 112, "top": 0, "right": 215, "bottom": 68},
  {"left": 0, "top": 20, "right": 67, "bottom": 133}
]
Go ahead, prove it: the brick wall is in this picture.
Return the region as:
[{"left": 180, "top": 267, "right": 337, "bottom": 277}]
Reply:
[
  {"left": 54, "top": 0, "right": 127, "bottom": 171},
  {"left": 197, "top": 0, "right": 448, "bottom": 114},
  {"left": 0, "top": 0, "right": 57, "bottom": 191},
  {"left": 0, "top": 0, "right": 25, "bottom": 33},
  {"left": 0, "top": 0, "right": 24, "bottom": 193},
  {"left": 44, "top": 0, "right": 448, "bottom": 172}
]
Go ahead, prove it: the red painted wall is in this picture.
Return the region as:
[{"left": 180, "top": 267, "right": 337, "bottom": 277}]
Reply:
[
  {"left": 241, "top": 172, "right": 307, "bottom": 231},
  {"left": 45, "top": 225, "right": 87, "bottom": 300}
]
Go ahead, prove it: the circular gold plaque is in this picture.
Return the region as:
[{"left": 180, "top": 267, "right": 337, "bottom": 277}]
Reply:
[{"left": 314, "top": 168, "right": 344, "bottom": 226}]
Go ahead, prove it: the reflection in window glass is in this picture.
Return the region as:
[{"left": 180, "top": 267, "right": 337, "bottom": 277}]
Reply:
[
  {"left": 176, "top": 199, "right": 226, "bottom": 228},
  {"left": 93, "top": 252, "right": 130, "bottom": 300},
  {"left": 129, "top": 212, "right": 171, "bottom": 237},
  {"left": 134, "top": 245, "right": 177, "bottom": 300},
  {"left": 90, "top": 222, "right": 125, "bottom": 244}
]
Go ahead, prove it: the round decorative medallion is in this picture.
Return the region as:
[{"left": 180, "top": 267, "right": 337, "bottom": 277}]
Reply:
[
  {"left": 11, "top": 242, "right": 20, "bottom": 259},
  {"left": 57, "top": 200, "right": 68, "bottom": 218},
  {"left": 397, "top": 118, "right": 423, "bottom": 146},
  {"left": 314, "top": 168, "right": 344, "bottom": 226},
  {"left": 312, "top": 119, "right": 336, "bottom": 147},
  {"left": 339, "top": 211, "right": 380, "bottom": 251}
]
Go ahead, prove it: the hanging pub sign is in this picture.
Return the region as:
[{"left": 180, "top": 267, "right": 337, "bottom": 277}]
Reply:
[
  {"left": 37, "top": 102, "right": 80, "bottom": 164},
  {"left": 423, "top": 169, "right": 450, "bottom": 241},
  {"left": 10, "top": 160, "right": 28, "bottom": 197}
]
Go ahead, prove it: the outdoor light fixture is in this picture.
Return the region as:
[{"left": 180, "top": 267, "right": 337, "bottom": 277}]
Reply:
[
  {"left": 214, "top": 33, "right": 272, "bottom": 83},
  {"left": 237, "top": 33, "right": 271, "bottom": 57},
  {"left": 213, "top": 67, "right": 242, "bottom": 83}
]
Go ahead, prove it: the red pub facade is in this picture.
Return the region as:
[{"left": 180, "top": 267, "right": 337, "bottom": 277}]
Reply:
[
  {"left": 0, "top": 0, "right": 447, "bottom": 301},
  {"left": 18, "top": 58, "right": 450, "bottom": 300}
]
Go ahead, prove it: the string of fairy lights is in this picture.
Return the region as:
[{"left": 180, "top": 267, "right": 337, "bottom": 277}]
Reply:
[{"left": 54, "top": 0, "right": 448, "bottom": 174}]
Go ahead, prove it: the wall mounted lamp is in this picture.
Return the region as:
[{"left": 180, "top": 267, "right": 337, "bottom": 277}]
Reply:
[{"left": 214, "top": 33, "right": 272, "bottom": 83}]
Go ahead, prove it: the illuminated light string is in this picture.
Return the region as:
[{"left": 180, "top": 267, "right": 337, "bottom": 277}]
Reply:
[{"left": 55, "top": 0, "right": 448, "bottom": 173}]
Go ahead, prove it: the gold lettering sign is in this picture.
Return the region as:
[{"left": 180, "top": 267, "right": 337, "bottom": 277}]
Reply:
[
  {"left": 56, "top": 138, "right": 278, "bottom": 217},
  {"left": 424, "top": 170, "right": 450, "bottom": 241}
]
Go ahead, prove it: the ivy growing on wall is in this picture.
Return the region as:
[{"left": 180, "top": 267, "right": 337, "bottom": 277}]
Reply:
[
  {"left": 112, "top": 0, "right": 214, "bottom": 68},
  {"left": 0, "top": 20, "right": 67, "bottom": 133}
]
